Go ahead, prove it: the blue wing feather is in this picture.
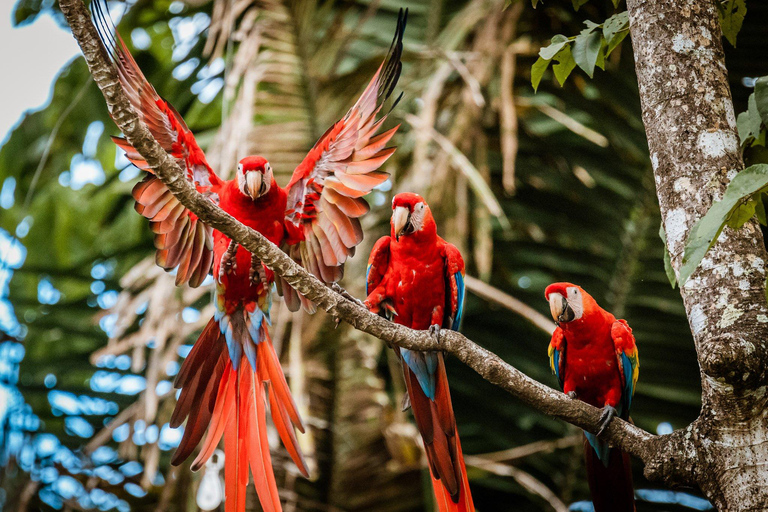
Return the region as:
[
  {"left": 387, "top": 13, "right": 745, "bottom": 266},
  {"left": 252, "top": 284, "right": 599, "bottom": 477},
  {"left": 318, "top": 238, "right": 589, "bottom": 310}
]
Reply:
[
  {"left": 620, "top": 352, "right": 634, "bottom": 417},
  {"left": 452, "top": 271, "right": 465, "bottom": 331},
  {"left": 551, "top": 348, "right": 562, "bottom": 387}
]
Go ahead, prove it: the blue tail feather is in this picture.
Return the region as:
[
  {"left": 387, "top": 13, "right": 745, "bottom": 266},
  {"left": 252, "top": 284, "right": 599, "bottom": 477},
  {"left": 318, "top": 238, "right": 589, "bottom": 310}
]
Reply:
[
  {"left": 584, "top": 431, "right": 611, "bottom": 467},
  {"left": 401, "top": 348, "right": 437, "bottom": 400}
]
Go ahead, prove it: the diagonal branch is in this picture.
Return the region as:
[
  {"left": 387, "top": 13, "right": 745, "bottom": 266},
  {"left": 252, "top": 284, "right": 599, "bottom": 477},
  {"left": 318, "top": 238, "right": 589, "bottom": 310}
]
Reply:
[{"left": 59, "top": 0, "right": 683, "bottom": 480}]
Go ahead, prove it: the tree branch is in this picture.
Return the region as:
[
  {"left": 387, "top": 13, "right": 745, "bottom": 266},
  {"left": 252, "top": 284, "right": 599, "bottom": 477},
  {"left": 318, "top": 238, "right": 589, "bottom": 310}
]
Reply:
[{"left": 59, "top": 0, "right": 668, "bottom": 475}]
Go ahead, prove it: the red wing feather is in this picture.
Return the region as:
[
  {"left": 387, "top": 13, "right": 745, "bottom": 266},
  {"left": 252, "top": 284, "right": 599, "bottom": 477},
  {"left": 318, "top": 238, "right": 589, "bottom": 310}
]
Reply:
[
  {"left": 366, "top": 236, "right": 391, "bottom": 298},
  {"left": 279, "top": 9, "right": 407, "bottom": 311},
  {"left": 93, "top": 0, "right": 219, "bottom": 288}
]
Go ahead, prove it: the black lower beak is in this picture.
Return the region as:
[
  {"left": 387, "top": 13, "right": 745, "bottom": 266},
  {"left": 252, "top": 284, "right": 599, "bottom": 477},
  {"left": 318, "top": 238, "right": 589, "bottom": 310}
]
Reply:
[
  {"left": 396, "top": 220, "right": 413, "bottom": 242},
  {"left": 557, "top": 297, "right": 575, "bottom": 324}
]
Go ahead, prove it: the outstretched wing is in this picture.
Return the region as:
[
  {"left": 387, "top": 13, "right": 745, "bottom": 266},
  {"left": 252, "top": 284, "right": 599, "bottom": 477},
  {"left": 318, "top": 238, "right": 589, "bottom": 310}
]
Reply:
[
  {"left": 93, "top": 0, "right": 220, "bottom": 287},
  {"left": 442, "top": 242, "right": 465, "bottom": 331},
  {"left": 611, "top": 319, "right": 639, "bottom": 419},
  {"left": 548, "top": 327, "right": 566, "bottom": 391},
  {"left": 279, "top": 9, "right": 407, "bottom": 307}
]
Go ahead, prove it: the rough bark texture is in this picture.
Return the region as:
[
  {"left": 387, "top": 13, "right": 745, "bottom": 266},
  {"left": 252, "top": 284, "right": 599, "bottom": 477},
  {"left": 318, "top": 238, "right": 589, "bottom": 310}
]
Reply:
[{"left": 627, "top": 0, "right": 768, "bottom": 509}]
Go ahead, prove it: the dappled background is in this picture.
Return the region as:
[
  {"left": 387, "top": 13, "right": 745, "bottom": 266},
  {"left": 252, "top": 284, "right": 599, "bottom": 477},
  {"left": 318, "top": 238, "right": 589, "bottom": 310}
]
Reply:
[{"left": 3, "top": 0, "right": 765, "bottom": 510}]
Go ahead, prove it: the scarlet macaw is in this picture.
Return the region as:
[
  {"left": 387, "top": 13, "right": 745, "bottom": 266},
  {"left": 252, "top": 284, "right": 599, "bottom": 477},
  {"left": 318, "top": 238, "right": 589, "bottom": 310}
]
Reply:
[
  {"left": 365, "top": 193, "right": 474, "bottom": 512},
  {"left": 545, "top": 282, "right": 639, "bottom": 512},
  {"left": 92, "top": 3, "right": 407, "bottom": 511}
]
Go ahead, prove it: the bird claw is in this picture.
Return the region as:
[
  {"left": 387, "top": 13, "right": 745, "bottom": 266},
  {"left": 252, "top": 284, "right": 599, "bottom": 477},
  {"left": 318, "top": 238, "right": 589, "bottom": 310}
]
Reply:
[
  {"left": 566, "top": 391, "right": 578, "bottom": 400},
  {"left": 596, "top": 405, "right": 617, "bottom": 437},
  {"left": 218, "top": 240, "right": 238, "bottom": 280},
  {"left": 249, "top": 255, "right": 267, "bottom": 288},
  {"left": 331, "top": 283, "right": 365, "bottom": 307},
  {"left": 428, "top": 324, "right": 441, "bottom": 344}
]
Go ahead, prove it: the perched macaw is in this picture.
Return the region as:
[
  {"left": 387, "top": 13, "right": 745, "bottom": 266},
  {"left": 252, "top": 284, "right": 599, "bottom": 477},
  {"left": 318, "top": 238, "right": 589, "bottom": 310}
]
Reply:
[
  {"left": 93, "top": 3, "right": 407, "bottom": 512},
  {"left": 545, "top": 282, "right": 639, "bottom": 512},
  {"left": 365, "top": 193, "right": 474, "bottom": 512}
]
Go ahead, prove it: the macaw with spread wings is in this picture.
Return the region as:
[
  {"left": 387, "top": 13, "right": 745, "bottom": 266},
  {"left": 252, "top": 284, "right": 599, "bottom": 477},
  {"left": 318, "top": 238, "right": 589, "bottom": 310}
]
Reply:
[{"left": 92, "top": 3, "right": 406, "bottom": 511}]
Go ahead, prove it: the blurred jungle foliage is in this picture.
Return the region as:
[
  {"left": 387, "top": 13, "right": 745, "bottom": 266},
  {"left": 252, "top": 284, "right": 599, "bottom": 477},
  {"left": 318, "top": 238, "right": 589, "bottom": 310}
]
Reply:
[{"left": 2, "top": 0, "right": 766, "bottom": 510}]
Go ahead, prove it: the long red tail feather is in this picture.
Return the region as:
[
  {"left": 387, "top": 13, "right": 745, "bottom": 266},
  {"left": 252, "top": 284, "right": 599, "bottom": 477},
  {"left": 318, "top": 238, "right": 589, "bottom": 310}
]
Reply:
[
  {"left": 583, "top": 436, "right": 636, "bottom": 512},
  {"left": 403, "top": 353, "right": 475, "bottom": 512},
  {"left": 172, "top": 316, "right": 309, "bottom": 512},
  {"left": 257, "top": 329, "right": 309, "bottom": 476}
]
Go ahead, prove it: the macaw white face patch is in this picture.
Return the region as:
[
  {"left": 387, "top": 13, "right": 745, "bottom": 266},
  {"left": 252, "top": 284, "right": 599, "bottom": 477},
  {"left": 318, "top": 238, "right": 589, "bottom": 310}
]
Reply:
[
  {"left": 565, "top": 286, "right": 584, "bottom": 320},
  {"left": 410, "top": 202, "right": 427, "bottom": 231}
]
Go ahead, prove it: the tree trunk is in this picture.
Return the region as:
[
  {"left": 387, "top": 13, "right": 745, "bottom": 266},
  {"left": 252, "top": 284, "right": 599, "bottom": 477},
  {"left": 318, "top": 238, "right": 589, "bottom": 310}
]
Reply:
[{"left": 627, "top": 0, "right": 768, "bottom": 509}]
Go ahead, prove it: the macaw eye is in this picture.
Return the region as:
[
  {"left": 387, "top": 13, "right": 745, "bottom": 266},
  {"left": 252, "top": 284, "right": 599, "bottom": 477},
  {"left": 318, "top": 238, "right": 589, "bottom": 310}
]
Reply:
[
  {"left": 568, "top": 287, "right": 579, "bottom": 297},
  {"left": 265, "top": 163, "right": 271, "bottom": 173},
  {"left": 238, "top": 164, "right": 243, "bottom": 172}
]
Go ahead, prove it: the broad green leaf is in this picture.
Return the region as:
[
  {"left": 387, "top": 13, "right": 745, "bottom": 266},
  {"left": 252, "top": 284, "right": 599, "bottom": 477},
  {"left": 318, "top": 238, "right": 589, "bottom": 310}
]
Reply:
[
  {"left": 572, "top": 29, "right": 602, "bottom": 78},
  {"left": 718, "top": 0, "right": 746, "bottom": 47},
  {"left": 531, "top": 57, "right": 551, "bottom": 92},
  {"left": 660, "top": 223, "right": 677, "bottom": 288},
  {"left": 595, "top": 40, "right": 607, "bottom": 71},
  {"left": 552, "top": 46, "right": 577, "bottom": 86},
  {"left": 727, "top": 199, "right": 757, "bottom": 228},
  {"left": 606, "top": 29, "right": 629, "bottom": 54},
  {"left": 603, "top": 11, "right": 629, "bottom": 43},
  {"left": 755, "top": 77, "right": 768, "bottom": 127},
  {"left": 539, "top": 34, "right": 569, "bottom": 60},
  {"left": 680, "top": 164, "right": 768, "bottom": 284},
  {"left": 737, "top": 94, "right": 763, "bottom": 145},
  {"left": 755, "top": 194, "right": 767, "bottom": 225}
]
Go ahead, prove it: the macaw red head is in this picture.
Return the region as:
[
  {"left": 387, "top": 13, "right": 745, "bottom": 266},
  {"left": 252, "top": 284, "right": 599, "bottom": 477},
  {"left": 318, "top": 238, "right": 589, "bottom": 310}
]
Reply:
[
  {"left": 391, "top": 192, "right": 435, "bottom": 241},
  {"left": 544, "top": 282, "right": 599, "bottom": 326},
  {"left": 237, "top": 156, "right": 273, "bottom": 200}
]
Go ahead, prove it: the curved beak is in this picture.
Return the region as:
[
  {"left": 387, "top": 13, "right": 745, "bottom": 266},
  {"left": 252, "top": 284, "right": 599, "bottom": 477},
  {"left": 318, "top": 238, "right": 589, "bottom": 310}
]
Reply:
[
  {"left": 392, "top": 206, "right": 411, "bottom": 241},
  {"left": 548, "top": 293, "right": 575, "bottom": 325},
  {"left": 245, "top": 171, "right": 266, "bottom": 199}
]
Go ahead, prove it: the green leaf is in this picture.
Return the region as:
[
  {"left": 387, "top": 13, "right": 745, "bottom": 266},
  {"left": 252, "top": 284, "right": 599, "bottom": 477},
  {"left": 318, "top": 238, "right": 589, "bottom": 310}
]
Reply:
[
  {"left": 552, "top": 46, "right": 576, "bottom": 86},
  {"left": 680, "top": 164, "right": 768, "bottom": 284},
  {"left": 718, "top": 0, "right": 746, "bottom": 47},
  {"left": 531, "top": 0, "right": 541, "bottom": 6},
  {"left": 606, "top": 29, "right": 629, "bottom": 55},
  {"left": 738, "top": 94, "right": 765, "bottom": 146},
  {"left": 612, "top": 0, "right": 621, "bottom": 6},
  {"left": 659, "top": 223, "right": 677, "bottom": 288},
  {"left": 539, "top": 35, "right": 569, "bottom": 60},
  {"left": 755, "top": 77, "right": 768, "bottom": 128},
  {"left": 755, "top": 194, "right": 767, "bottom": 225},
  {"left": 531, "top": 57, "right": 551, "bottom": 92},
  {"left": 727, "top": 199, "right": 757, "bottom": 229},
  {"left": 572, "top": 0, "right": 590, "bottom": 11},
  {"left": 603, "top": 11, "right": 629, "bottom": 49},
  {"left": 572, "top": 29, "right": 602, "bottom": 78},
  {"left": 595, "top": 40, "right": 607, "bottom": 71}
]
